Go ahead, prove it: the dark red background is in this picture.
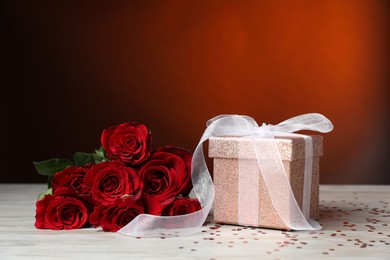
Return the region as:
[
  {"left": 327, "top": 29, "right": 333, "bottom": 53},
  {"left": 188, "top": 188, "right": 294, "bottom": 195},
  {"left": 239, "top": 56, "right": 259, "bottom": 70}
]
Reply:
[{"left": 2, "top": 1, "right": 389, "bottom": 184}]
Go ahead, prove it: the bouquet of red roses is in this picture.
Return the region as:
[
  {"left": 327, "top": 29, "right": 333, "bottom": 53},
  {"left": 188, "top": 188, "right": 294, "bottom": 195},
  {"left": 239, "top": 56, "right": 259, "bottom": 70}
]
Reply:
[{"left": 34, "top": 122, "right": 201, "bottom": 232}]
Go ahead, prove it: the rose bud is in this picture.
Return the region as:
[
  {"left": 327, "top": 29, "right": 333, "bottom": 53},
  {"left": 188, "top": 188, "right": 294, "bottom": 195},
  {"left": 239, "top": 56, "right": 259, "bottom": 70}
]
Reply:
[
  {"left": 139, "top": 146, "right": 192, "bottom": 203},
  {"left": 89, "top": 196, "right": 144, "bottom": 232},
  {"left": 101, "top": 122, "right": 152, "bottom": 165},
  {"left": 35, "top": 195, "right": 88, "bottom": 230},
  {"left": 84, "top": 161, "right": 143, "bottom": 206}
]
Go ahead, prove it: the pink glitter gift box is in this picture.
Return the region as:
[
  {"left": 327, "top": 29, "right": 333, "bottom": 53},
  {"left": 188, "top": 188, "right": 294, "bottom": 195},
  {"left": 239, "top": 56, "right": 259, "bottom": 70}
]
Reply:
[{"left": 209, "top": 135, "right": 323, "bottom": 230}]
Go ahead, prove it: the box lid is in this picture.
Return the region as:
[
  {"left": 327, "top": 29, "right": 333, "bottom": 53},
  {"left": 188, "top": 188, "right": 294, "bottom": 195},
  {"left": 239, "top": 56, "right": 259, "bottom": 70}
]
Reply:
[{"left": 209, "top": 135, "right": 323, "bottom": 161}]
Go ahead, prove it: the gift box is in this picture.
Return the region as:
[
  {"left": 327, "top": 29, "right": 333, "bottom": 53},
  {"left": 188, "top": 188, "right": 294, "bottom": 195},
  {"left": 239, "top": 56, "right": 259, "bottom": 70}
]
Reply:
[{"left": 209, "top": 135, "right": 323, "bottom": 230}]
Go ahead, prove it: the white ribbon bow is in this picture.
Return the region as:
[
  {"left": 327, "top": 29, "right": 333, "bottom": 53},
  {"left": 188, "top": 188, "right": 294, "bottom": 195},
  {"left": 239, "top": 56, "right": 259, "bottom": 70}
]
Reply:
[{"left": 118, "top": 113, "right": 333, "bottom": 237}]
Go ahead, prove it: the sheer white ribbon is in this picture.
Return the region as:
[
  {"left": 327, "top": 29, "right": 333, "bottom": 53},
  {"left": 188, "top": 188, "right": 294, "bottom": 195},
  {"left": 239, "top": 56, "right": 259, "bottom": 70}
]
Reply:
[{"left": 118, "top": 113, "right": 333, "bottom": 237}]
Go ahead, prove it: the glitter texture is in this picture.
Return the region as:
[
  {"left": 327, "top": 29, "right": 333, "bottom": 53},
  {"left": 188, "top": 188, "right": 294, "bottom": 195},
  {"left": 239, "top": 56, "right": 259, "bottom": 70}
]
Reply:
[{"left": 209, "top": 135, "right": 323, "bottom": 230}]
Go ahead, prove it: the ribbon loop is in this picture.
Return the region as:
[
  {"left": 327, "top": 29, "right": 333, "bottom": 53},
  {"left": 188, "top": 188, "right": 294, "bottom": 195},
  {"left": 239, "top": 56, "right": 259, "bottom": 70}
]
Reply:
[{"left": 274, "top": 113, "right": 334, "bottom": 133}]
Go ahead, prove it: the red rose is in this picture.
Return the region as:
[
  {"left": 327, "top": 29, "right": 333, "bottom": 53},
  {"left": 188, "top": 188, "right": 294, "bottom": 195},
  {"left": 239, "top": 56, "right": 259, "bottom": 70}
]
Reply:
[
  {"left": 161, "top": 196, "right": 202, "bottom": 216},
  {"left": 138, "top": 146, "right": 192, "bottom": 203},
  {"left": 89, "top": 196, "right": 144, "bottom": 232},
  {"left": 35, "top": 195, "right": 88, "bottom": 230},
  {"left": 101, "top": 122, "right": 152, "bottom": 165},
  {"left": 52, "top": 166, "right": 90, "bottom": 196},
  {"left": 157, "top": 146, "right": 192, "bottom": 177},
  {"left": 84, "top": 161, "right": 143, "bottom": 206}
]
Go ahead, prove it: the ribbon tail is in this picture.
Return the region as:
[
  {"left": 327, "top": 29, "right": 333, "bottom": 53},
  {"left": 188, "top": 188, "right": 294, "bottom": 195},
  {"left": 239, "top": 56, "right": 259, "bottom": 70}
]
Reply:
[
  {"left": 119, "top": 115, "right": 255, "bottom": 237},
  {"left": 248, "top": 130, "right": 321, "bottom": 231}
]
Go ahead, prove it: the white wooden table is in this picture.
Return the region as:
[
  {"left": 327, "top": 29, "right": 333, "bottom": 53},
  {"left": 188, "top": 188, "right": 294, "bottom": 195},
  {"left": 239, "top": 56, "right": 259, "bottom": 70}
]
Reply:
[{"left": 0, "top": 184, "right": 389, "bottom": 259}]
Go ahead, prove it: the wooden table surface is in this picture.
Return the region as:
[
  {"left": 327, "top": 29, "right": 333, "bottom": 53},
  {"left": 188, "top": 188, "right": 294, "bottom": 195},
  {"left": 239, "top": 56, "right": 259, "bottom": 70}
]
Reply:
[{"left": 0, "top": 184, "right": 389, "bottom": 259}]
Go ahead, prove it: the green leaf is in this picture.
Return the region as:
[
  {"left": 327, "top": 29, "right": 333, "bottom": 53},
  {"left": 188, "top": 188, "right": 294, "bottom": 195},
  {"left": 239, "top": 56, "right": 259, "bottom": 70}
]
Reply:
[
  {"left": 94, "top": 146, "right": 105, "bottom": 158},
  {"left": 38, "top": 188, "right": 52, "bottom": 200},
  {"left": 92, "top": 154, "right": 108, "bottom": 164},
  {"left": 73, "top": 152, "right": 94, "bottom": 166},
  {"left": 33, "top": 158, "right": 73, "bottom": 176},
  {"left": 93, "top": 146, "right": 108, "bottom": 164}
]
